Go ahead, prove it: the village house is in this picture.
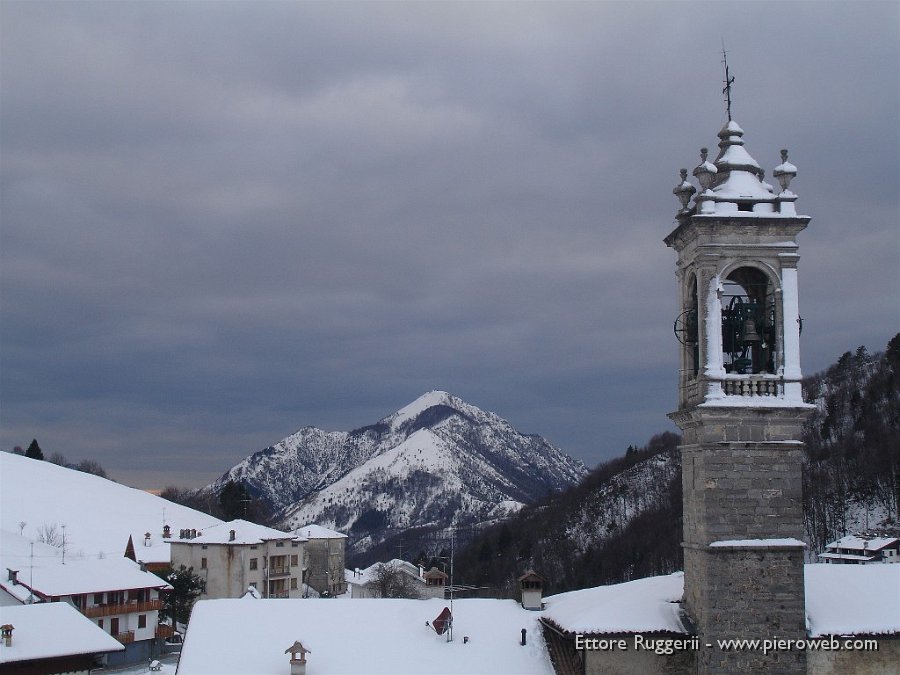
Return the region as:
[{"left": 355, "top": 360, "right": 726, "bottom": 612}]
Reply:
[
  {"left": 344, "top": 559, "right": 450, "bottom": 599},
  {"left": 169, "top": 519, "right": 306, "bottom": 600},
  {"left": 0, "top": 530, "right": 171, "bottom": 667},
  {"left": 818, "top": 534, "right": 900, "bottom": 564},
  {"left": 0, "top": 602, "right": 125, "bottom": 674},
  {"left": 293, "top": 524, "right": 346, "bottom": 596}
]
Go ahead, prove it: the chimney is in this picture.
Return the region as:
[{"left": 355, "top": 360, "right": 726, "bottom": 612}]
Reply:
[
  {"left": 518, "top": 570, "right": 544, "bottom": 611},
  {"left": 6, "top": 569, "right": 18, "bottom": 585},
  {"left": 285, "top": 640, "right": 311, "bottom": 675},
  {"left": 229, "top": 530, "right": 236, "bottom": 542},
  {"left": 0, "top": 624, "right": 12, "bottom": 647},
  {"left": 144, "top": 532, "right": 152, "bottom": 547},
  {"left": 163, "top": 524, "right": 171, "bottom": 538}
]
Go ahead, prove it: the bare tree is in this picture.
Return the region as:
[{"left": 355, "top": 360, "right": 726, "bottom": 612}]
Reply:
[{"left": 372, "top": 562, "right": 421, "bottom": 599}]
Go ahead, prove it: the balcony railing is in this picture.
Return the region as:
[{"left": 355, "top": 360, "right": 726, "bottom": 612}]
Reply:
[
  {"left": 83, "top": 599, "right": 162, "bottom": 618},
  {"left": 720, "top": 375, "right": 786, "bottom": 397},
  {"left": 115, "top": 631, "right": 135, "bottom": 644},
  {"left": 268, "top": 590, "right": 290, "bottom": 598},
  {"left": 268, "top": 566, "right": 292, "bottom": 578}
]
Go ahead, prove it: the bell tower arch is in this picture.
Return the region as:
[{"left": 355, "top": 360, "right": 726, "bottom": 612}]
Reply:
[{"left": 665, "top": 121, "right": 815, "bottom": 674}]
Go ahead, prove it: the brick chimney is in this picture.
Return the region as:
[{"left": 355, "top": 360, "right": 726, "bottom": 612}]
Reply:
[
  {"left": 285, "top": 640, "right": 311, "bottom": 675},
  {"left": 6, "top": 569, "right": 18, "bottom": 585}
]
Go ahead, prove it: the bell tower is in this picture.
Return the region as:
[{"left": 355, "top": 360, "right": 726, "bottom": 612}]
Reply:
[{"left": 665, "top": 120, "right": 814, "bottom": 673}]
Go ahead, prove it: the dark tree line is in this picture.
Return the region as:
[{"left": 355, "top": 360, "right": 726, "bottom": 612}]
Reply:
[{"left": 160, "top": 480, "right": 274, "bottom": 525}]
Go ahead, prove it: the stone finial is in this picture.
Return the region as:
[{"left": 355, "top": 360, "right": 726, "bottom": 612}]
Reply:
[
  {"left": 673, "top": 168, "right": 696, "bottom": 211},
  {"left": 773, "top": 148, "right": 797, "bottom": 193},
  {"left": 693, "top": 147, "right": 718, "bottom": 191}
]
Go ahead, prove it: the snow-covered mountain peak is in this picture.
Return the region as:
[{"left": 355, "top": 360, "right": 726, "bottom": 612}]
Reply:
[
  {"left": 382, "top": 390, "right": 458, "bottom": 428},
  {"left": 210, "top": 392, "right": 588, "bottom": 556}
]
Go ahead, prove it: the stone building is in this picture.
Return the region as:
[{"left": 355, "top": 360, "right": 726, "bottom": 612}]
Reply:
[
  {"left": 665, "top": 118, "right": 815, "bottom": 673},
  {"left": 169, "top": 519, "right": 306, "bottom": 600},
  {"left": 294, "top": 524, "right": 347, "bottom": 596}
]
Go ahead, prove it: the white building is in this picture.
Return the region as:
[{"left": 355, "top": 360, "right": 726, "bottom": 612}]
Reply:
[
  {"left": 0, "top": 530, "right": 171, "bottom": 667},
  {"left": 819, "top": 535, "right": 900, "bottom": 564},
  {"left": 169, "top": 519, "right": 306, "bottom": 600}
]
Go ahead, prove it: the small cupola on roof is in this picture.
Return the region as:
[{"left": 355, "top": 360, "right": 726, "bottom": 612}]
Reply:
[{"left": 677, "top": 122, "right": 800, "bottom": 218}]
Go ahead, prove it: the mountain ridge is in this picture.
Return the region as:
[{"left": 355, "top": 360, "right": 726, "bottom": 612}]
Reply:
[{"left": 207, "top": 391, "right": 588, "bottom": 554}]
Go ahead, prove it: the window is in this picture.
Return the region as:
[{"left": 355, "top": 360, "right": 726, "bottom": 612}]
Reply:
[
  {"left": 110, "top": 618, "right": 119, "bottom": 636},
  {"left": 201, "top": 557, "right": 207, "bottom": 569},
  {"left": 291, "top": 554, "right": 298, "bottom": 566},
  {"left": 138, "top": 614, "right": 147, "bottom": 629},
  {"left": 250, "top": 545, "right": 258, "bottom": 550},
  {"left": 250, "top": 558, "right": 258, "bottom": 570},
  {"left": 98, "top": 619, "right": 104, "bottom": 629},
  {"left": 290, "top": 578, "right": 298, "bottom": 590},
  {"left": 249, "top": 582, "right": 257, "bottom": 589},
  {"left": 276, "top": 542, "right": 284, "bottom": 548},
  {"left": 94, "top": 592, "right": 104, "bottom": 605},
  {"left": 291, "top": 542, "right": 298, "bottom": 548}
]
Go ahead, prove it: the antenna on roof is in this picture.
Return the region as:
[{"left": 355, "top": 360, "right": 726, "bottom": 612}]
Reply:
[{"left": 722, "top": 41, "right": 735, "bottom": 121}]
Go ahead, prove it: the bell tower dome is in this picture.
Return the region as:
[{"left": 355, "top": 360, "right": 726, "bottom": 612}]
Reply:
[{"left": 665, "top": 120, "right": 815, "bottom": 674}]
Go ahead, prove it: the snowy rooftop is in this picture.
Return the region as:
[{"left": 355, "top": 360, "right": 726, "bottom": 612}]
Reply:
[
  {"left": 295, "top": 523, "right": 347, "bottom": 540},
  {"left": 542, "top": 566, "right": 900, "bottom": 638},
  {"left": 824, "top": 535, "right": 899, "bottom": 551},
  {"left": 542, "top": 572, "right": 687, "bottom": 635},
  {"left": 176, "top": 519, "right": 302, "bottom": 546},
  {"left": 805, "top": 563, "right": 900, "bottom": 636},
  {"left": 0, "top": 453, "right": 222, "bottom": 563},
  {"left": 177, "top": 597, "right": 552, "bottom": 674},
  {"left": 0, "top": 530, "right": 170, "bottom": 597},
  {"left": 346, "top": 559, "right": 421, "bottom": 587},
  {"left": 0, "top": 602, "right": 124, "bottom": 664}
]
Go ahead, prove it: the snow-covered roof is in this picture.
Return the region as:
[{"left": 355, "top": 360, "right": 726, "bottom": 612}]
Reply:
[
  {"left": 177, "top": 597, "right": 552, "bottom": 674},
  {"left": 174, "top": 519, "right": 301, "bottom": 546},
  {"left": 0, "top": 530, "right": 170, "bottom": 598},
  {"left": 295, "top": 523, "right": 347, "bottom": 540},
  {"left": 542, "top": 573, "right": 688, "bottom": 635},
  {"left": 345, "top": 559, "right": 422, "bottom": 587},
  {"left": 805, "top": 563, "right": 900, "bottom": 636},
  {"left": 0, "top": 453, "right": 222, "bottom": 563},
  {"left": 710, "top": 538, "right": 806, "bottom": 548},
  {"left": 542, "top": 566, "right": 900, "bottom": 639},
  {"left": 817, "top": 552, "right": 877, "bottom": 562},
  {"left": 0, "top": 602, "right": 124, "bottom": 664},
  {"left": 824, "top": 535, "right": 899, "bottom": 552}
]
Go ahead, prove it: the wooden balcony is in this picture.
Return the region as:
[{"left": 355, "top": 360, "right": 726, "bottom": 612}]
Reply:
[
  {"left": 83, "top": 599, "right": 163, "bottom": 618},
  {"left": 115, "top": 631, "right": 135, "bottom": 644},
  {"left": 267, "top": 566, "right": 292, "bottom": 578}
]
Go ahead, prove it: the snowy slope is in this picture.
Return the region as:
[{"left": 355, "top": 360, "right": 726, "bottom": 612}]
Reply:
[
  {"left": 209, "top": 391, "right": 587, "bottom": 553},
  {"left": 0, "top": 452, "right": 222, "bottom": 562}
]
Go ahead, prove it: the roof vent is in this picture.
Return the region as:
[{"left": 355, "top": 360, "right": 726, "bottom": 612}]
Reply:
[
  {"left": 229, "top": 530, "right": 236, "bottom": 542},
  {"left": 6, "top": 569, "right": 18, "bottom": 585}
]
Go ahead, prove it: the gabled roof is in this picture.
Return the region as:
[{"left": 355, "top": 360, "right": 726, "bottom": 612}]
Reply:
[
  {"left": 0, "top": 603, "right": 124, "bottom": 664},
  {"left": 172, "top": 519, "right": 303, "bottom": 546},
  {"left": 295, "top": 524, "right": 347, "bottom": 540},
  {"left": 824, "top": 535, "right": 899, "bottom": 552},
  {"left": 0, "top": 530, "right": 170, "bottom": 598}
]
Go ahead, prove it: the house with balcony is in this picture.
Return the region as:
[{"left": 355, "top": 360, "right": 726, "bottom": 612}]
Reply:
[
  {"left": 168, "top": 519, "right": 306, "bottom": 600},
  {"left": 819, "top": 534, "right": 900, "bottom": 564},
  {"left": 0, "top": 530, "right": 171, "bottom": 667}
]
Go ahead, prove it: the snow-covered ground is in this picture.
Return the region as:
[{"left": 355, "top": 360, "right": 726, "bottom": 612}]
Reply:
[{"left": 0, "top": 452, "right": 221, "bottom": 563}]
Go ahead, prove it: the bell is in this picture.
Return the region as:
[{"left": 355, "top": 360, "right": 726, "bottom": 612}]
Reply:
[{"left": 742, "top": 318, "right": 761, "bottom": 343}]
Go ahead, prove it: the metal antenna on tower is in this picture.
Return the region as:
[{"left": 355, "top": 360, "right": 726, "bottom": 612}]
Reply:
[{"left": 722, "top": 42, "right": 735, "bottom": 121}]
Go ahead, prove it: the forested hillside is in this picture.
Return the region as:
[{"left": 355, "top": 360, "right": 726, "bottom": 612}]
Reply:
[{"left": 455, "top": 335, "right": 900, "bottom": 597}]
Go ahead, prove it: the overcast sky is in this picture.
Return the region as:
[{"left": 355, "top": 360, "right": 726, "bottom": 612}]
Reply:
[{"left": 1, "top": 1, "right": 897, "bottom": 489}]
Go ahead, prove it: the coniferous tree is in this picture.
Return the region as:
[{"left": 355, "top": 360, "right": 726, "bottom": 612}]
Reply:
[{"left": 25, "top": 439, "right": 43, "bottom": 460}]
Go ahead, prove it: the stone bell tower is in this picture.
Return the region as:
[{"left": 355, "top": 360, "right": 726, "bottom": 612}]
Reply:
[{"left": 665, "top": 120, "right": 814, "bottom": 674}]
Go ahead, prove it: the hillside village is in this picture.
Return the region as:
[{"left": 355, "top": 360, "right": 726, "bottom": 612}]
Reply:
[{"left": 2, "top": 114, "right": 900, "bottom": 670}]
